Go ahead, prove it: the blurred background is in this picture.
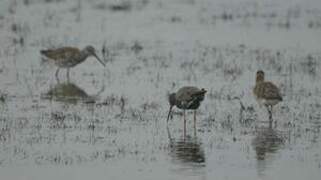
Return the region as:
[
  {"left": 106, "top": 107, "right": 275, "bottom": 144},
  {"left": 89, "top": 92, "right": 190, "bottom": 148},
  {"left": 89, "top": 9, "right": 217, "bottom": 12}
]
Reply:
[{"left": 0, "top": 0, "right": 321, "bottom": 180}]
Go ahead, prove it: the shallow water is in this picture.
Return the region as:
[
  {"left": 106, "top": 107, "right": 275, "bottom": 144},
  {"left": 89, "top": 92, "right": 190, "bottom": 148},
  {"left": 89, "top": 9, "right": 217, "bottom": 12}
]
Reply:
[{"left": 0, "top": 0, "right": 321, "bottom": 179}]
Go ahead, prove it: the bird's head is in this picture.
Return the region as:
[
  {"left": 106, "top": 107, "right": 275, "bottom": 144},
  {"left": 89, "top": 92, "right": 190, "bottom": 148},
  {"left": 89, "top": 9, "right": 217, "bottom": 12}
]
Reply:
[
  {"left": 84, "top": 45, "right": 105, "bottom": 67},
  {"left": 168, "top": 93, "right": 177, "bottom": 106},
  {"left": 167, "top": 93, "right": 176, "bottom": 122},
  {"left": 256, "top": 70, "right": 265, "bottom": 83},
  {"left": 200, "top": 88, "right": 207, "bottom": 94}
]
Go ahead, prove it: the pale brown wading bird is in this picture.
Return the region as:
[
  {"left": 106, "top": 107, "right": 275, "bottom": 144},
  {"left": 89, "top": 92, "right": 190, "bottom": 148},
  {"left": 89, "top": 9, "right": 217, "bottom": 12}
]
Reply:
[
  {"left": 40, "top": 46, "right": 105, "bottom": 79},
  {"left": 167, "top": 86, "right": 207, "bottom": 135},
  {"left": 253, "top": 70, "right": 282, "bottom": 121}
]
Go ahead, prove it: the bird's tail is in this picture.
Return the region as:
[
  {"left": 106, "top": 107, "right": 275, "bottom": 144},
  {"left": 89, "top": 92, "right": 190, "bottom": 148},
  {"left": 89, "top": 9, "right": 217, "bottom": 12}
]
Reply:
[
  {"left": 276, "top": 92, "right": 283, "bottom": 101},
  {"left": 278, "top": 96, "right": 283, "bottom": 101}
]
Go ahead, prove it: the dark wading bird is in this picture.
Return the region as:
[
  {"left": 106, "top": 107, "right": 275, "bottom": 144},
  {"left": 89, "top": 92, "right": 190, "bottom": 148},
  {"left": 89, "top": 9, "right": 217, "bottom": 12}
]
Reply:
[
  {"left": 253, "top": 70, "right": 282, "bottom": 123},
  {"left": 167, "top": 86, "right": 207, "bottom": 134},
  {"left": 40, "top": 45, "right": 105, "bottom": 79}
]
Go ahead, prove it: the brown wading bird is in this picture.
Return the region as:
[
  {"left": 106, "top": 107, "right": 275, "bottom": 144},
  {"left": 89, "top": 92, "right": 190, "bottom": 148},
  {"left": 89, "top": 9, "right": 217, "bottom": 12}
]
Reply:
[
  {"left": 40, "top": 46, "right": 105, "bottom": 79},
  {"left": 167, "top": 86, "right": 207, "bottom": 134},
  {"left": 253, "top": 70, "right": 282, "bottom": 121}
]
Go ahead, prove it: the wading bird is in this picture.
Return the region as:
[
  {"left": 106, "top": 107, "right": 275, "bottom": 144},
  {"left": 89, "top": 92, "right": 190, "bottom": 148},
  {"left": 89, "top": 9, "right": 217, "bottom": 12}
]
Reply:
[
  {"left": 253, "top": 70, "right": 282, "bottom": 121},
  {"left": 167, "top": 86, "right": 207, "bottom": 134},
  {"left": 40, "top": 45, "right": 105, "bottom": 79}
]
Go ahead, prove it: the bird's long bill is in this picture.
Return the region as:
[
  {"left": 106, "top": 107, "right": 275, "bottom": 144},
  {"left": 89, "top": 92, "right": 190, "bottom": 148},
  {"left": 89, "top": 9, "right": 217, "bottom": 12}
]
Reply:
[
  {"left": 167, "top": 106, "right": 173, "bottom": 122},
  {"left": 93, "top": 53, "right": 106, "bottom": 67}
]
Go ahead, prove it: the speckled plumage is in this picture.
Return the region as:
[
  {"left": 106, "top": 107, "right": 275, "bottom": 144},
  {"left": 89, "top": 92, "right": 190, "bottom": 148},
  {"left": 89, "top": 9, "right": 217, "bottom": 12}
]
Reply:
[
  {"left": 41, "top": 47, "right": 82, "bottom": 67},
  {"left": 175, "top": 86, "right": 206, "bottom": 110},
  {"left": 253, "top": 71, "right": 282, "bottom": 103},
  {"left": 40, "top": 45, "right": 105, "bottom": 79},
  {"left": 253, "top": 70, "right": 282, "bottom": 120},
  {"left": 254, "top": 81, "right": 282, "bottom": 100}
]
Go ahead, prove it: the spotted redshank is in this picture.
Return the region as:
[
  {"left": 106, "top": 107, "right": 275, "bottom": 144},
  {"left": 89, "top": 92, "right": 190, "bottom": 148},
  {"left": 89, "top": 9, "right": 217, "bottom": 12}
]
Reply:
[
  {"left": 167, "top": 86, "right": 207, "bottom": 135},
  {"left": 40, "top": 45, "right": 105, "bottom": 79}
]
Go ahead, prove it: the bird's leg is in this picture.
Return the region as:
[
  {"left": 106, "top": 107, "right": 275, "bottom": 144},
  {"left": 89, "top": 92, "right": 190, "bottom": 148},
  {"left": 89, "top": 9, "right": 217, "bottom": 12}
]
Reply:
[
  {"left": 266, "top": 105, "right": 275, "bottom": 128},
  {"left": 268, "top": 105, "right": 273, "bottom": 122},
  {"left": 55, "top": 68, "right": 60, "bottom": 79},
  {"left": 55, "top": 68, "right": 60, "bottom": 83},
  {"left": 67, "top": 68, "right": 70, "bottom": 82},
  {"left": 166, "top": 106, "right": 173, "bottom": 123},
  {"left": 183, "top": 110, "right": 186, "bottom": 138},
  {"left": 265, "top": 104, "right": 271, "bottom": 121},
  {"left": 193, "top": 110, "right": 196, "bottom": 137},
  {"left": 270, "top": 106, "right": 277, "bottom": 128},
  {"left": 193, "top": 110, "right": 197, "bottom": 130},
  {"left": 183, "top": 109, "right": 186, "bottom": 122},
  {"left": 268, "top": 113, "right": 273, "bottom": 128}
]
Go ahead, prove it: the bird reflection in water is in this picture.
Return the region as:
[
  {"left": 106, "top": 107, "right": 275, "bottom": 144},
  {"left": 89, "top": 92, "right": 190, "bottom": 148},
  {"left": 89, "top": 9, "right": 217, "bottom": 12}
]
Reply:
[
  {"left": 167, "top": 126, "right": 205, "bottom": 171},
  {"left": 252, "top": 120, "right": 285, "bottom": 177},
  {"left": 43, "top": 82, "right": 97, "bottom": 104},
  {"left": 43, "top": 82, "right": 103, "bottom": 145}
]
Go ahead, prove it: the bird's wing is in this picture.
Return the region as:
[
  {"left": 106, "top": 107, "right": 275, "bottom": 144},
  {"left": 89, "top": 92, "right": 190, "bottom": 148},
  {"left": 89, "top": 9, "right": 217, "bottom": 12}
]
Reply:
[
  {"left": 175, "top": 86, "right": 201, "bottom": 102},
  {"left": 40, "top": 47, "right": 80, "bottom": 60},
  {"left": 262, "top": 82, "right": 282, "bottom": 100}
]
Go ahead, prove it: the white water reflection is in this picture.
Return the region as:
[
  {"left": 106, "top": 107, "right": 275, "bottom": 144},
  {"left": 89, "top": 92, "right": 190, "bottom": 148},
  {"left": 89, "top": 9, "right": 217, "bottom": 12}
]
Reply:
[
  {"left": 167, "top": 126, "right": 206, "bottom": 178},
  {"left": 252, "top": 121, "right": 285, "bottom": 177}
]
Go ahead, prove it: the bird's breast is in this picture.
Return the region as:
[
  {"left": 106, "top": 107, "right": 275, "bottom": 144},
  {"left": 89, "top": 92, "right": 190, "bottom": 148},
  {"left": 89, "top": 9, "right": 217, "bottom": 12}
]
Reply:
[
  {"left": 177, "top": 101, "right": 201, "bottom": 110},
  {"left": 262, "top": 99, "right": 281, "bottom": 106}
]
